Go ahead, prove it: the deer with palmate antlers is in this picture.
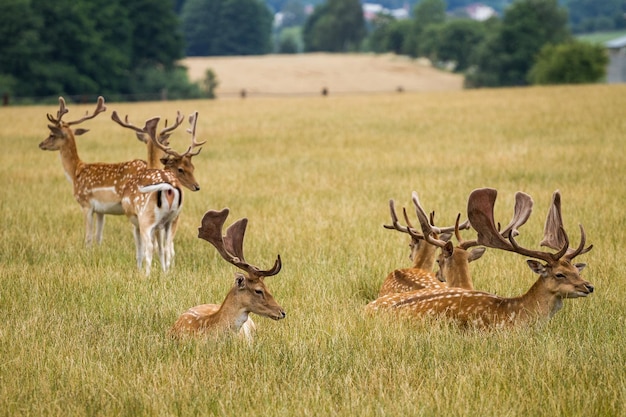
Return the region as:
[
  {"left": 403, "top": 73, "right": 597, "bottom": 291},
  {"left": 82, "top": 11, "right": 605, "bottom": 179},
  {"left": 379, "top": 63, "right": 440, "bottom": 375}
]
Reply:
[
  {"left": 39, "top": 96, "right": 147, "bottom": 246},
  {"left": 120, "top": 112, "right": 205, "bottom": 275},
  {"left": 366, "top": 188, "right": 593, "bottom": 329},
  {"left": 378, "top": 198, "right": 469, "bottom": 296},
  {"left": 170, "top": 208, "right": 286, "bottom": 341}
]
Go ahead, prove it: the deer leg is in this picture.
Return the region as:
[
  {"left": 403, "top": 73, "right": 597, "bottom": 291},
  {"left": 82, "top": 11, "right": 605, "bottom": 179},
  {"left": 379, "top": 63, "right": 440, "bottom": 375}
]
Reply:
[
  {"left": 95, "top": 213, "right": 105, "bottom": 245},
  {"left": 132, "top": 224, "right": 143, "bottom": 271},
  {"left": 83, "top": 207, "right": 94, "bottom": 246},
  {"left": 142, "top": 226, "right": 155, "bottom": 276}
]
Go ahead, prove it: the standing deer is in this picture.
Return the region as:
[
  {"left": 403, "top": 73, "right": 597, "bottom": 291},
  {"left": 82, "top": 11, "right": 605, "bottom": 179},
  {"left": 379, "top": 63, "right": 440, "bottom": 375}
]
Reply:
[
  {"left": 366, "top": 188, "right": 593, "bottom": 329},
  {"left": 111, "top": 110, "right": 185, "bottom": 169},
  {"left": 39, "top": 96, "right": 147, "bottom": 246},
  {"left": 120, "top": 112, "right": 205, "bottom": 275},
  {"left": 170, "top": 208, "right": 286, "bottom": 340},
  {"left": 378, "top": 198, "right": 463, "bottom": 296},
  {"left": 112, "top": 110, "right": 204, "bottom": 269}
]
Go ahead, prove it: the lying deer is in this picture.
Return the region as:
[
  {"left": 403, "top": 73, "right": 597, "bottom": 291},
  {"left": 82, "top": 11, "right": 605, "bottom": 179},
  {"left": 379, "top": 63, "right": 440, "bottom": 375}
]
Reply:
[
  {"left": 378, "top": 198, "right": 462, "bottom": 296},
  {"left": 366, "top": 188, "right": 593, "bottom": 329},
  {"left": 170, "top": 208, "right": 286, "bottom": 340},
  {"left": 120, "top": 113, "right": 204, "bottom": 275},
  {"left": 39, "top": 96, "right": 147, "bottom": 246}
]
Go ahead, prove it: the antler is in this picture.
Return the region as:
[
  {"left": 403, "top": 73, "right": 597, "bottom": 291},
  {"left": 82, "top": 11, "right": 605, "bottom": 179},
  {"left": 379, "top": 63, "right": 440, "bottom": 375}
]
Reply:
[
  {"left": 151, "top": 111, "right": 206, "bottom": 158},
  {"left": 47, "top": 96, "right": 106, "bottom": 126},
  {"left": 383, "top": 199, "right": 417, "bottom": 235},
  {"left": 466, "top": 188, "right": 578, "bottom": 264},
  {"left": 198, "top": 208, "right": 281, "bottom": 278},
  {"left": 406, "top": 192, "right": 448, "bottom": 249},
  {"left": 539, "top": 190, "right": 593, "bottom": 260},
  {"left": 111, "top": 111, "right": 161, "bottom": 141}
]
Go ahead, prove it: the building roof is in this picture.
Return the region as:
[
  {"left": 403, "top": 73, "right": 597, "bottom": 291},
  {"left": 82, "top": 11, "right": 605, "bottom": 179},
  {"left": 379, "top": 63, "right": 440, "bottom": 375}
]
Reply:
[{"left": 606, "top": 35, "right": 626, "bottom": 49}]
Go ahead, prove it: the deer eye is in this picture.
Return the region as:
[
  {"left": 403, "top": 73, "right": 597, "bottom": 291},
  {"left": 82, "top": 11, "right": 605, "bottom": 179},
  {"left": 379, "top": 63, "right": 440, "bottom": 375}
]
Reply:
[
  {"left": 254, "top": 289, "right": 264, "bottom": 296},
  {"left": 177, "top": 168, "right": 184, "bottom": 173},
  {"left": 555, "top": 273, "right": 566, "bottom": 279}
]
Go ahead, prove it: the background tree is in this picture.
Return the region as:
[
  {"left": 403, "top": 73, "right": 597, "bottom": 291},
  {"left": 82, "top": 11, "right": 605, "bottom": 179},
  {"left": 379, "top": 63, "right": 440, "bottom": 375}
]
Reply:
[
  {"left": 436, "top": 19, "right": 487, "bottom": 72},
  {"left": 405, "top": 0, "right": 447, "bottom": 57},
  {"left": 566, "top": 0, "right": 626, "bottom": 33},
  {"left": 215, "top": 0, "right": 273, "bottom": 55},
  {"left": 528, "top": 41, "right": 608, "bottom": 85},
  {"left": 303, "top": 0, "right": 366, "bottom": 52},
  {"left": 466, "top": 0, "right": 571, "bottom": 87},
  {"left": 181, "top": 0, "right": 272, "bottom": 56}
]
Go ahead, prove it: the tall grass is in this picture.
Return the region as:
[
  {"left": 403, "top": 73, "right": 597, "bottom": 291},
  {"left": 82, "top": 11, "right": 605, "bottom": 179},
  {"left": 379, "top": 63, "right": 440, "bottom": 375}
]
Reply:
[{"left": 1, "top": 84, "right": 625, "bottom": 416}]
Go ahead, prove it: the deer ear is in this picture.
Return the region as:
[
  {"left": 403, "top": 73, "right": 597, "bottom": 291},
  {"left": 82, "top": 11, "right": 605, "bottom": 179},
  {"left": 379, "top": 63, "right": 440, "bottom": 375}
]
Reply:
[
  {"left": 468, "top": 247, "right": 486, "bottom": 263},
  {"left": 574, "top": 263, "right": 587, "bottom": 273},
  {"left": 48, "top": 125, "right": 65, "bottom": 136},
  {"left": 440, "top": 232, "right": 453, "bottom": 242},
  {"left": 74, "top": 128, "right": 89, "bottom": 136},
  {"left": 442, "top": 241, "right": 454, "bottom": 258},
  {"left": 527, "top": 260, "right": 548, "bottom": 276},
  {"left": 234, "top": 273, "right": 246, "bottom": 289}
]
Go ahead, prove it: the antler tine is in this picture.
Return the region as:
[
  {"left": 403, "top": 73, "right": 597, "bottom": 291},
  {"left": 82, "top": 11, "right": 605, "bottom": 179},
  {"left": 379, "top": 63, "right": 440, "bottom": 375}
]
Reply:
[
  {"left": 182, "top": 111, "right": 206, "bottom": 157},
  {"left": 158, "top": 111, "right": 185, "bottom": 143},
  {"left": 467, "top": 188, "right": 516, "bottom": 251},
  {"left": 455, "top": 213, "right": 480, "bottom": 250},
  {"left": 66, "top": 96, "right": 106, "bottom": 126},
  {"left": 409, "top": 192, "right": 447, "bottom": 248},
  {"left": 566, "top": 224, "right": 593, "bottom": 260},
  {"left": 383, "top": 199, "right": 412, "bottom": 234},
  {"left": 508, "top": 226, "right": 561, "bottom": 263},
  {"left": 47, "top": 97, "right": 70, "bottom": 125}
]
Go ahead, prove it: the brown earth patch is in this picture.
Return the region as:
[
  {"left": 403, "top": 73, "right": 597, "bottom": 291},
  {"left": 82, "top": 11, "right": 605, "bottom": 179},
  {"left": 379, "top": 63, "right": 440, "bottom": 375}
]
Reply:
[{"left": 181, "top": 53, "right": 464, "bottom": 97}]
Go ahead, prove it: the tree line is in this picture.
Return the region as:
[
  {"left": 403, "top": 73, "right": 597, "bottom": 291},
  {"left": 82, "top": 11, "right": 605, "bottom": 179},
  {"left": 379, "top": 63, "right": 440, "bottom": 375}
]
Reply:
[{"left": 0, "top": 0, "right": 621, "bottom": 102}]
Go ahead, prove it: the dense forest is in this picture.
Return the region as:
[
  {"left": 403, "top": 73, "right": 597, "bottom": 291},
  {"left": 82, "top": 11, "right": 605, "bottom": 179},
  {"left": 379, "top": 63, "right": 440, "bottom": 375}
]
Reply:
[{"left": 0, "top": 0, "right": 622, "bottom": 102}]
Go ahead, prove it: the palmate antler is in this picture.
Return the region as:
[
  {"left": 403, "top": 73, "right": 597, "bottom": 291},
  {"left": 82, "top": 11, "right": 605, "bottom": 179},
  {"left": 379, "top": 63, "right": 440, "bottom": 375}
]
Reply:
[
  {"left": 198, "top": 208, "right": 282, "bottom": 278},
  {"left": 467, "top": 188, "right": 591, "bottom": 263}
]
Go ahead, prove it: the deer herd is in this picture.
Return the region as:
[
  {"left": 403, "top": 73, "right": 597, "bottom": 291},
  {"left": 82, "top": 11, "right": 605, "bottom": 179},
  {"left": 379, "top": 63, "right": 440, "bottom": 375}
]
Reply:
[{"left": 39, "top": 96, "right": 594, "bottom": 340}]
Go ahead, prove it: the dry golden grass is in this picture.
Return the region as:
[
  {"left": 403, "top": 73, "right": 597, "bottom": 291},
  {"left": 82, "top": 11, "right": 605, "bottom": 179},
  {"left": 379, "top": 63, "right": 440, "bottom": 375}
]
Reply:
[
  {"left": 0, "top": 83, "right": 625, "bottom": 416},
  {"left": 181, "top": 53, "right": 464, "bottom": 96}
]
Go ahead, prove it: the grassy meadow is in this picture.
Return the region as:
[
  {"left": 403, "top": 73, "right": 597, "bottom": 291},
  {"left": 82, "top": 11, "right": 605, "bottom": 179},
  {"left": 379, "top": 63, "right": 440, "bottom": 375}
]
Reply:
[{"left": 0, "top": 85, "right": 625, "bottom": 416}]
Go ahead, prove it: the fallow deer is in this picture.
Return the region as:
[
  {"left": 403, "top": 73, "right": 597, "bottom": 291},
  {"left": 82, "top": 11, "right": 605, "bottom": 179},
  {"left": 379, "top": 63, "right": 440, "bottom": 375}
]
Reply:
[
  {"left": 111, "top": 110, "right": 184, "bottom": 169},
  {"left": 120, "top": 112, "right": 205, "bottom": 275},
  {"left": 366, "top": 188, "right": 593, "bottom": 329},
  {"left": 39, "top": 96, "right": 147, "bottom": 246},
  {"left": 378, "top": 199, "right": 463, "bottom": 296},
  {"left": 112, "top": 109, "right": 204, "bottom": 269},
  {"left": 170, "top": 208, "right": 286, "bottom": 341}
]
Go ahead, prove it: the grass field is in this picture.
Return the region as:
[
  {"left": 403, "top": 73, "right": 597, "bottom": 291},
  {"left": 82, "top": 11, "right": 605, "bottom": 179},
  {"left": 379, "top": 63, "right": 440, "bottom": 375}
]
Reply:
[{"left": 1, "top": 84, "right": 625, "bottom": 416}]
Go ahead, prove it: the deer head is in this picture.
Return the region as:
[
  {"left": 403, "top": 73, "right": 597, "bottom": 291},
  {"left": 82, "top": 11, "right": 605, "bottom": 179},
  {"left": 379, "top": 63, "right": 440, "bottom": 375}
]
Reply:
[
  {"left": 39, "top": 96, "right": 106, "bottom": 151},
  {"left": 404, "top": 192, "right": 485, "bottom": 289},
  {"left": 384, "top": 198, "right": 464, "bottom": 271},
  {"left": 197, "top": 208, "right": 286, "bottom": 321},
  {"left": 467, "top": 188, "right": 594, "bottom": 299}
]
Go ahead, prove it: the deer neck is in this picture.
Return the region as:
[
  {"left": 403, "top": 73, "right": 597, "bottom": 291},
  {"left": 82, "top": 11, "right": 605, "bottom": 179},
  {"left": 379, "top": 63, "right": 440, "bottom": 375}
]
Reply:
[
  {"left": 444, "top": 252, "right": 473, "bottom": 290},
  {"left": 146, "top": 145, "right": 164, "bottom": 169},
  {"left": 412, "top": 244, "right": 437, "bottom": 271},
  {"left": 59, "top": 133, "right": 82, "bottom": 184},
  {"left": 207, "top": 289, "right": 250, "bottom": 333},
  {"left": 510, "top": 278, "right": 563, "bottom": 321}
]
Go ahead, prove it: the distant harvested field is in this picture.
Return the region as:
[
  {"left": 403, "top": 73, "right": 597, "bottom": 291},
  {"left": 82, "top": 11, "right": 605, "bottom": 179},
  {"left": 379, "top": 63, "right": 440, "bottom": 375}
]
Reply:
[{"left": 181, "top": 53, "right": 464, "bottom": 96}]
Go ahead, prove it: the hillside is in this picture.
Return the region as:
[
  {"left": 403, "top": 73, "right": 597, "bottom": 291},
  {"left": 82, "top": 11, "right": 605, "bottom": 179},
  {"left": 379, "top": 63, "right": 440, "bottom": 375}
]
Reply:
[{"left": 181, "top": 53, "right": 464, "bottom": 97}]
